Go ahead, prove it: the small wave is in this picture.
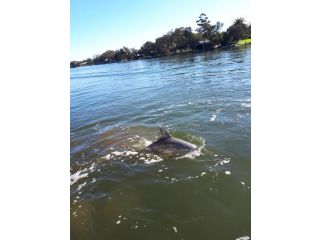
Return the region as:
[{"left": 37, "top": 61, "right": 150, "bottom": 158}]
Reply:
[
  {"left": 70, "top": 170, "right": 88, "bottom": 186},
  {"left": 241, "top": 103, "right": 251, "bottom": 108},
  {"left": 132, "top": 137, "right": 152, "bottom": 149},
  {"left": 177, "top": 137, "right": 205, "bottom": 159},
  {"left": 77, "top": 181, "right": 87, "bottom": 191},
  {"left": 111, "top": 150, "right": 138, "bottom": 156},
  {"left": 142, "top": 154, "right": 163, "bottom": 164},
  {"left": 102, "top": 149, "right": 163, "bottom": 165},
  {"left": 210, "top": 114, "right": 217, "bottom": 122},
  {"left": 235, "top": 236, "right": 250, "bottom": 240}
]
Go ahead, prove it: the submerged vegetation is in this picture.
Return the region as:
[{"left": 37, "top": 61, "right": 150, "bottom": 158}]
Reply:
[{"left": 70, "top": 14, "right": 251, "bottom": 68}]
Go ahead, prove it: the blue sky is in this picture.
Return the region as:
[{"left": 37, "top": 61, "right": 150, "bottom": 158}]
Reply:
[{"left": 71, "top": 0, "right": 250, "bottom": 60}]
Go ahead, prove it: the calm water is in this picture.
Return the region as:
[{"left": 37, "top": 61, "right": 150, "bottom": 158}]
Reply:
[{"left": 70, "top": 47, "right": 251, "bottom": 240}]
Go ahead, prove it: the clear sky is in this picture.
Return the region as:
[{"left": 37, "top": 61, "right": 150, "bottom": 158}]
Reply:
[{"left": 71, "top": 0, "right": 250, "bottom": 61}]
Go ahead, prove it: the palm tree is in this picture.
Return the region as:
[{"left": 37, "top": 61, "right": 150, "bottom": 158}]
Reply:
[{"left": 233, "top": 17, "right": 245, "bottom": 25}]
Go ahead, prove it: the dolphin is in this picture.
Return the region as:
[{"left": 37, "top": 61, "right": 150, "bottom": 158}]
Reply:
[{"left": 147, "top": 128, "right": 197, "bottom": 154}]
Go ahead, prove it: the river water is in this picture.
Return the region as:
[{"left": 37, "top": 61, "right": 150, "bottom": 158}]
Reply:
[{"left": 70, "top": 46, "right": 251, "bottom": 240}]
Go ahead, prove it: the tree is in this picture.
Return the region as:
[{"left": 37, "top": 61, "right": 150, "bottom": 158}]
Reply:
[
  {"left": 233, "top": 17, "right": 245, "bottom": 25},
  {"left": 227, "top": 17, "right": 249, "bottom": 42},
  {"left": 139, "top": 41, "right": 157, "bottom": 56},
  {"left": 85, "top": 58, "right": 93, "bottom": 65},
  {"left": 70, "top": 61, "right": 80, "bottom": 68},
  {"left": 196, "top": 13, "right": 223, "bottom": 44},
  {"left": 101, "top": 50, "right": 115, "bottom": 61}
]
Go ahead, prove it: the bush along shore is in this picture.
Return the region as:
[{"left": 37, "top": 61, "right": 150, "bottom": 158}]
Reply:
[{"left": 70, "top": 14, "right": 251, "bottom": 68}]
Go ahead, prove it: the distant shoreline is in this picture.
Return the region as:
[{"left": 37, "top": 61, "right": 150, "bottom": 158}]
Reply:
[
  {"left": 71, "top": 15, "right": 251, "bottom": 68},
  {"left": 71, "top": 40, "right": 251, "bottom": 69}
]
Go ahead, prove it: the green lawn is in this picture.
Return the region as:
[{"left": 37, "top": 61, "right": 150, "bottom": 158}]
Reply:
[{"left": 236, "top": 38, "right": 251, "bottom": 46}]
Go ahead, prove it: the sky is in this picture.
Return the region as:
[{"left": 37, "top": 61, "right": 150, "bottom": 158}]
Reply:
[{"left": 71, "top": 0, "right": 250, "bottom": 61}]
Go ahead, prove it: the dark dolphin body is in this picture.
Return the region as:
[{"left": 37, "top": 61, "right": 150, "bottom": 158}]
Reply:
[{"left": 147, "top": 128, "right": 197, "bottom": 154}]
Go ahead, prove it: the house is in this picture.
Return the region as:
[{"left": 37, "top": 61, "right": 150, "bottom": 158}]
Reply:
[{"left": 195, "top": 40, "right": 213, "bottom": 50}]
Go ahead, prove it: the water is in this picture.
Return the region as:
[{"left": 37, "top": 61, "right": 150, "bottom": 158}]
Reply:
[{"left": 70, "top": 46, "right": 251, "bottom": 240}]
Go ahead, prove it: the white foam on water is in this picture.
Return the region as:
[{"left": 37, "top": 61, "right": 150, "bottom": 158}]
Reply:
[
  {"left": 222, "top": 158, "right": 230, "bottom": 164},
  {"left": 241, "top": 103, "right": 251, "bottom": 108},
  {"left": 112, "top": 151, "right": 123, "bottom": 156},
  {"left": 77, "top": 181, "right": 87, "bottom": 191},
  {"left": 210, "top": 114, "right": 217, "bottom": 121},
  {"left": 144, "top": 158, "right": 163, "bottom": 164},
  {"left": 103, "top": 154, "right": 112, "bottom": 160},
  {"left": 225, "top": 171, "right": 231, "bottom": 175},
  {"left": 176, "top": 138, "right": 205, "bottom": 160},
  {"left": 109, "top": 150, "right": 139, "bottom": 158},
  {"left": 143, "top": 155, "right": 163, "bottom": 164},
  {"left": 142, "top": 138, "right": 152, "bottom": 147},
  {"left": 70, "top": 171, "right": 88, "bottom": 186},
  {"left": 132, "top": 137, "right": 152, "bottom": 149},
  {"left": 124, "top": 151, "right": 138, "bottom": 156},
  {"left": 89, "top": 163, "right": 95, "bottom": 172},
  {"left": 158, "top": 169, "right": 163, "bottom": 173},
  {"left": 235, "top": 236, "right": 250, "bottom": 240}
]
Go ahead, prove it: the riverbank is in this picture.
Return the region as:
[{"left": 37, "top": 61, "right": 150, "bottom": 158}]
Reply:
[{"left": 71, "top": 39, "right": 251, "bottom": 68}]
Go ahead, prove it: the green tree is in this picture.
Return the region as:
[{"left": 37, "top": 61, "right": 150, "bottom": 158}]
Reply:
[
  {"left": 227, "top": 17, "right": 249, "bottom": 42},
  {"left": 139, "top": 41, "right": 157, "bottom": 56},
  {"left": 196, "top": 13, "right": 223, "bottom": 45},
  {"left": 233, "top": 17, "right": 245, "bottom": 25},
  {"left": 101, "top": 50, "right": 115, "bottom": 61}
]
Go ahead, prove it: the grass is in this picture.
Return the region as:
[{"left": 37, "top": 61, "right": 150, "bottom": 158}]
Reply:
[{"left": 236, "top": 38, "right": 251, "bottom": 46}]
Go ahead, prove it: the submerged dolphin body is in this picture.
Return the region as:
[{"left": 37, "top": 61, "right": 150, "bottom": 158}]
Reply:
[{"left": 147, "top": 128, "right": 197, "bottom": 154}]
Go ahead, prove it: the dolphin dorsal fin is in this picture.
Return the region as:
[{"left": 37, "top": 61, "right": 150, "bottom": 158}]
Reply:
[{"left": 159, "top": 128, "right": 171, "bottom": 138}]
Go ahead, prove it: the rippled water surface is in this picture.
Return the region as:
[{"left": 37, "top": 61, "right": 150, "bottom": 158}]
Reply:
[{"left": 71, "top": 47, "right": 251, "bottom": 240}]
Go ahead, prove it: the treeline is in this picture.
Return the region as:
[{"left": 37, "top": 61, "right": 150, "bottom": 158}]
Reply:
[{"left": 71, "top": 14, "right": 251, "bottom": 68}]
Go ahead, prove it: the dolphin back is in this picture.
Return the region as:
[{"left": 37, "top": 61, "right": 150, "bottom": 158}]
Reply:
[{"left": 147, "top": 128, "right": 197, "bottom": 154}]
